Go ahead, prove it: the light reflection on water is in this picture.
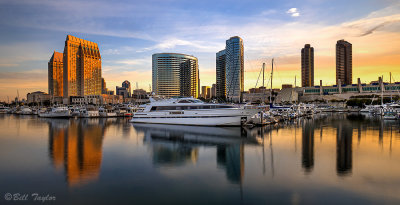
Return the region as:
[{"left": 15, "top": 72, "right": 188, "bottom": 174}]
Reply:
[{"left": 0, "top": 113, "right": 400, "bottom": 204}]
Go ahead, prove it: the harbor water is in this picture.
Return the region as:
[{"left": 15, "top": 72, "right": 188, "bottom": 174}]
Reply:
[{"left": 1, "top": 113, "right": 400, "bottom": 204}]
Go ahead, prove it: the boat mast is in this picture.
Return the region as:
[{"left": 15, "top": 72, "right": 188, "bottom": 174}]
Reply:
[
  {"left": 390, "top": 72, "right": 392, "bottom": 102},
  {"left": 262, "top": 63, "right": 265, "bottom": 104},
  {"left": 381, "top": 75, "right": 384, "bottom": 106},
  {"left": 270, "top": 59, "right": 274, "bottom": 104}
]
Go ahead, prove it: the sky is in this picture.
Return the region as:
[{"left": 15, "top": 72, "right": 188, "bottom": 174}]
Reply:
[{"left": 0, "top": 0, "right": 400, "bottom": 101}]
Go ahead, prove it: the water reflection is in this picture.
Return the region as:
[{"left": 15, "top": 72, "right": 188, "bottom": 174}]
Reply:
[
  {"left": 336, "top": 117, "right": 353, "bottom": 176},
  {"left": 47, "top": 118, "right": 108, "bottom": 187},
  {"left": 302, "top": 118, "right": 314, "bottom": 173},
  {"left": 217, "top": 144, "right": 244, "bottom": 184},
  {"left": 134, "top": 124, "right": 259, "bottom": 184}
]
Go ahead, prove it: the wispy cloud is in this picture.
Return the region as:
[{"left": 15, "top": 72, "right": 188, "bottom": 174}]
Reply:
[{"left": 286, "top": 8, "right": 300, "bottom": 17}]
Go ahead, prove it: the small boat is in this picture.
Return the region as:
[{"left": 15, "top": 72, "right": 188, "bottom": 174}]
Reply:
[
  {"left": 21, "top": 107, "right": 33, "bottom": 115},
  {"left": 383, "top": 111, "right": 398, "bottom": 120},
  {"left": 0, "top": 106, "right": 10, "bottom": 114},
  {"left": 38, "top": 107, "right": 71, "bottom": 118},
  {"left": 80, "top": 106, "right": 99, "bottom": 118},
  {"left": 99, "top": 107, "right": 117, "bottom": 117}
]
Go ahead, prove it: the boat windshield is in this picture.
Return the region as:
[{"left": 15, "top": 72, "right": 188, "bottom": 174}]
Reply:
[{"left": 177, "top": 99, "right": 203, "bottom": 103}]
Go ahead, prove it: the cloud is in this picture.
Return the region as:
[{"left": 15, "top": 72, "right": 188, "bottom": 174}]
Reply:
[{"left": 286, "top": 8, "right": 300, "bottom": 17}]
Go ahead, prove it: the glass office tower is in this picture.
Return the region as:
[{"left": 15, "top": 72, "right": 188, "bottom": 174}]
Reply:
[
  {"left": 152, "top": 53, "right": 199, "bottom": 98},
  {"left": 225, "top": 36, "right": 244, "bottom": 102},
  {"left": 216, "top": 49, "right": 226, "bottom": 100}
]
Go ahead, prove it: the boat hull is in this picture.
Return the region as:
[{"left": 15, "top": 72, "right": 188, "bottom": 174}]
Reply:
[{"left": 130, "top": 115, "right": 246, "bottom": 126}]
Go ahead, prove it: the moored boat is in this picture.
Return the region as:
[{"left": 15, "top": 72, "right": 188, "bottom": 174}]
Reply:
[{"left": 130, "top": 97, "right": 261, "bottom": 126}]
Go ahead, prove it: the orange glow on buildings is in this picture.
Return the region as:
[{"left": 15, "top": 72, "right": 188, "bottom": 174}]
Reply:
[
  {"left": 48, "top": 51, "right": 64, "bottom": 97},
  {"left": 63, "top": 35, "right": 102, "bottom": 97}
]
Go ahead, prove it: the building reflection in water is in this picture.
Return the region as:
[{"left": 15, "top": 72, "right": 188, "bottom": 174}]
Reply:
[
  {"left": 135, "top": 124, "right": 257, "bottom": 184},
  {"left": 217, "top": 144, "right": 244, "bottom": 184},
  {"left": 336, "top": 117, "right": 353, "bottom": 176},
  {"left": 302, "top": 118, "right": 314, "bottom": 173},
  {"left": 47, "top": 119, "right": 106, "bottom": 187}
]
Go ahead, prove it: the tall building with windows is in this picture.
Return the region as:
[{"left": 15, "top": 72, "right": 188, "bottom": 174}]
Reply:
[
  {"left": 48, "top": 51, "right": 64, "bottom": 97},
  {"left": 301, "top": 44, "right": 314, "bottom": 87},
  {"left": 225, "top": 36, "right": 244, "bottom": 102},
  {"left": 122, "top": 80, "right": 131, "bottom": 97},
  {"left": 152, "top": 53, "right": 199, "bottom": 98},
  {"left": 101, "top": 78, "right": 107, "bottom": 94},
  {"left": 216, "top": 49, "right": 226, "bottom": 100},
  {"left": 63, "top": 35, "right": 102, "bottom": 98},
  {"left": 336, "top": 40, "right": 352, "bottom": 85}
]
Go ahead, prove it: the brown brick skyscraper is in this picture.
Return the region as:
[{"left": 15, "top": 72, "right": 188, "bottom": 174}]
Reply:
[
  {"left": 301, "top": 44, "right": 314, "bottom": 87},
  {"left": 336, "top": 40, "right": 352, "bottom": 85}
]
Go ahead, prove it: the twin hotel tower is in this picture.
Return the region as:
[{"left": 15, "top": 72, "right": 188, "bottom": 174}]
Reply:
[
  {"left": 48, "top": 35, "right": 102, "bottom": 98},
  {"left": 48, "top": 35, "right": 353, "bottom": 101}
]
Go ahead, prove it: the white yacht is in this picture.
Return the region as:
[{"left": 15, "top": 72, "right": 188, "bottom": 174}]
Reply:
[
  {"left": 129, "top": 98, "right": 261, "bottom": 126},
  {"left": 21, "top": 107, "right": 33, "bottom": 115},
  {"left": 38, "top": 107, "right": 71, "bottom": 118},
  {"left": 99, "top": 107, "right": 117, "bottom": 117}
]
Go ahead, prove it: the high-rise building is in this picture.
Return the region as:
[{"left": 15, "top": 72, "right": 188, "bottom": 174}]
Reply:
[
  {"left": 116, "top": 86, "right": 129, "bottom": 98},
  {"left": 225, "top": 36, "right": 244, "bottom": 102},
  {"left": 122, "top": 80, "right": 131, "bottom": 97},
  {"left": 48, "top": 51, "right": 64, "bottom": 97},
  {"left": 201, "top": 86, "right": 210, "bottom": 99},
  {"left": 211, "top": 84, "right": 216, "bottom": 98},
  {"left": 101, "top": 78, "right": 107, "bottom": 94},
  {"left": 63, "top": 35, "right": 102, "bottom": 98},
  {"left": 216, "top": 49, "right": 226, "bottom": 100},
  {"left": 301, "top": 44, "right": 314, "bottom": 87},
  {"left": 152, "top": 53, "right": 199, "bottom": 98},
  {"left": 336, "top": 40, "right": 352, "bottom": 85}
]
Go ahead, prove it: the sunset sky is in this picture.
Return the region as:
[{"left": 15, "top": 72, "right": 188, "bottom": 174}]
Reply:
[{"left": 0, "top": 0, "right": 400, "bottom": 101}]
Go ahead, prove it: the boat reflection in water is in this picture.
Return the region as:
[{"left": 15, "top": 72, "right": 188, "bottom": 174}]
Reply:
[
  {"left": 46, "top": 118, "right": 110, "bottom": 187},
  {"left": 134, "top": 124, "right": 262, "bottom": 184}
]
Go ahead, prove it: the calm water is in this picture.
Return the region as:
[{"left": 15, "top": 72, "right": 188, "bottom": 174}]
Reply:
[{"left": 1, "top": 113, "right": 400, "bottom": 204}]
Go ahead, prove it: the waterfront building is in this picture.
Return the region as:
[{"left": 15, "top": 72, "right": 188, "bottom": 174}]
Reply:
[
  {"left": 300, "top": 77, "right": 400, "bottom": 102},
  {"left": 336, "top": 40, "right": 352, "bottom": 85},
  {"left": 201, "top": 86, "right": 210, "bottom": 99},
  {"left": 116, "top": 86, "right": 129, "bottom": 98},
  {"left": 69, "top": 94, "right": 123, "bottom": 105},
  {"left": 225, "top": 36, "right": 244, "bottom": 102},
  {"left": 122, "top": 80, "right": 131, "bottom": 97},
  {"left": 27, "top": 91, "right": 51, "bottom": 104},
  {"left": 152, "top": 53, "right": 199, "bottom": 98},
  {"left": 48, "top": 51, "right": 64, "bottom": 97},
  {"left": 101, "top": 78, "right": 107, "bottom": 94},
  {"left": 211, "top": 84, "right": 216, "bottom": 98},
  {"left": 301, "top": 44, "right": 314, "bottom": 87},
  {"left": 216, "top": 49, "right": 226, "bottom": 100},
  {"left": 282, "top": 84, "right": 293, "bottom": 89},
  {"left": 63, "top": 35, "right": 102, "bottom": 98}
]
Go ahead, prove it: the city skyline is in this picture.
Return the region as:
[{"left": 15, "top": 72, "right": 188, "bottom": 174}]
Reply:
[{"left": 0, "top": 0, "right": 400, "bottom": 101}]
